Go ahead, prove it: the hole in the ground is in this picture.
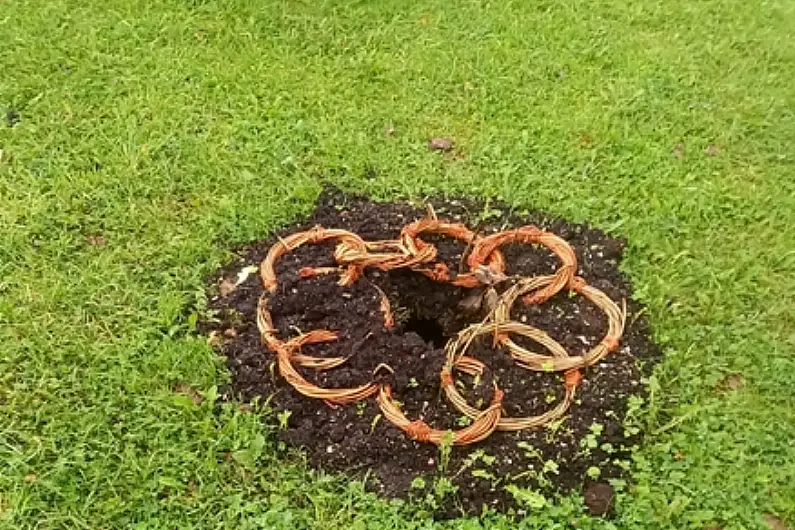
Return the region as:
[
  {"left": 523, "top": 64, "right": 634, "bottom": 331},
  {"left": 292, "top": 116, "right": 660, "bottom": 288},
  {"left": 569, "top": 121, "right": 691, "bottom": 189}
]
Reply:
[{"left": 404, "top": 315, "right": 447, "bottom": 348}]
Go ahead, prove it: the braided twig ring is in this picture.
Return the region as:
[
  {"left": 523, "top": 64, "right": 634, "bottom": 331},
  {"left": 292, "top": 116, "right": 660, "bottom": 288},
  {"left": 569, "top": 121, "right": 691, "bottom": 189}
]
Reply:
[
  {"left": 275, "top": 330, "right": 379, "bottom": 405},
  {"left": 260, "top": 226, "right": 367, "bottom": 293},
  {"left": 377, "top": 384, "right": 503, "bottom": 445},
  {"left": 494, "top": 275, "right": 625, "bottom": 371},
  {"left": 441, "top": 321, "right": 580, "bottom": 431},
  {"left": 468, "top": 226, "right": 577, "bottom": 303},
  {"left": 401, "top": 218, "right": 505, "bottom": 287}
]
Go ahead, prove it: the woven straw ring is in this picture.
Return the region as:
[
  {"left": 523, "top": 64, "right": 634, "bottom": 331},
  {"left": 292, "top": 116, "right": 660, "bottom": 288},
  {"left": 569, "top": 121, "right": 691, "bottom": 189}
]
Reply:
[
  {"left": 256, "top": 226, "right": 391, "bottom": 405},
  {"left": 494, "top": 275, "right": 625, "bottom": 371},
  {"left": 441, "top": 321, "right": 579, "bottom": 431},
  {"left": 257, "top": 225, "right": 392, "bottom": 341},
  {"left": 400, "top": 219, "right": 506, "bottom": 287},
  {"left": 275, "top": 329, "right": 380, "bottom": 405},
  {"left": 467, "top": 226, "right": 577, "bottom": 304},
  {"left": 260, "top": 226, "right": 368, "bottom": 293},
  {"left": 376, "top": 383, "right": 504, "bottom": 446}
]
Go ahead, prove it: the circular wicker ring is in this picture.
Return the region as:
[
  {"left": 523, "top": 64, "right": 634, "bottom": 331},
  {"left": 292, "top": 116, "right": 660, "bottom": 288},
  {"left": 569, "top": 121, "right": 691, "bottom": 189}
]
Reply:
[
  {"left": 401, "top": 219, "right": 505, "bottom": 287},
  {"left": 376, "top": 383, "right": 504, "bottom": 445},
  {"left": 260, "top": 226, "right": 368, "bottom": 293},
  {"left": 256, "top": 288, "right": 393, "bottom": 371},
  {"left": 257, "top": 226, "right": 393, "bottom": 404},
  {"left": 441, "top": 321, "right": 580, "bottom": 431},
  {"left": 275, "top": 330, "right": 379, "bottom": 405},
  {"left": 494, "top": 275, "right": 625, "bottom": 371},
  {"left": 468, "top": 226, "right": 577, "bottom": 303}
]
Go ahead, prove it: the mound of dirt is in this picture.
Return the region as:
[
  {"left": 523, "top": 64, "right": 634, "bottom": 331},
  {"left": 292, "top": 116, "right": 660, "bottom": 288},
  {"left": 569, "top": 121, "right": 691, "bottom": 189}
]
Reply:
[{"left": 205, "top": 188, "right": 660, "bottom": 518}]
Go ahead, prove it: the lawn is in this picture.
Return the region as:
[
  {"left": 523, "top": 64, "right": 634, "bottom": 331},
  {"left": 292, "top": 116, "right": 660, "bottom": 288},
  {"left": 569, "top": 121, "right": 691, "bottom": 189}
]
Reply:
[{"left": 1, "top": 0, "right": 794, "bottom": 528}]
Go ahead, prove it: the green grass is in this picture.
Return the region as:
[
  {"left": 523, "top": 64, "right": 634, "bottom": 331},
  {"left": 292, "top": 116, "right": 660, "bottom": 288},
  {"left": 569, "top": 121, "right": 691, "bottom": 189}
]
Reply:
[{"left": 1, "top": 0, "right": 794, "bottom": 528}]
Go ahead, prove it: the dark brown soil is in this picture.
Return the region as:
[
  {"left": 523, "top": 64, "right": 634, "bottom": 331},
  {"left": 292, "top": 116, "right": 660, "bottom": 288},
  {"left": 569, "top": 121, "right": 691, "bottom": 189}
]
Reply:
[{"left": 204, "top": 188, "right": 661, "bottom": 518}]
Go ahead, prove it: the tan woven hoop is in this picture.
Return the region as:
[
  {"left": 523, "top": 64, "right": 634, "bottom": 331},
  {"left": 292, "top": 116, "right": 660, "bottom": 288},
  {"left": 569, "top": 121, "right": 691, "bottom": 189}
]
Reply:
[
  {"left": 468, "top": 226, "right": 577, "bottom": 303},
  {"left": 376, "top": 384, "right": 504, "bottom": 445},
  {"left": 401, "top": 218, "right": 506, "bottom": 287},
  {"left": 494, "top": 275, "right": 625, "bottom": 371},
  {"left": 441, "top": 321, "right": 580, "bottom": 431}
]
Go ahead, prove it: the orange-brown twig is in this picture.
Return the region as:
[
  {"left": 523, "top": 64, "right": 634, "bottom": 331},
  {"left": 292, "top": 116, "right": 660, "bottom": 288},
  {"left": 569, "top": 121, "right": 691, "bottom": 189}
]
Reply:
[
  {"left": 276, "top": 330, "right": 379, "bottom": 405},
  {"left": 493, "top": 275, "right": 625, "bottom": 371},
  {"left": 468, "top": 226, "right": 577, "bottom": 302},
  {"left": 441, "top": 321, "right": 578, "bottom": 431},
  {"left": 260, "top": 226, "right": 367, "bottom": 292}
]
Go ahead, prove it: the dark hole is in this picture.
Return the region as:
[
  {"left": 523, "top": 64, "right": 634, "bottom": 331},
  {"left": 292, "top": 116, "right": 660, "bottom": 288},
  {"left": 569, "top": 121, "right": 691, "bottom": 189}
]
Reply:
[
  {"left": 404, "top": 315, "right": 446, "bottom": 348},
  {"left": 6, "top": 109, "right": 20, "bottom": 128}
]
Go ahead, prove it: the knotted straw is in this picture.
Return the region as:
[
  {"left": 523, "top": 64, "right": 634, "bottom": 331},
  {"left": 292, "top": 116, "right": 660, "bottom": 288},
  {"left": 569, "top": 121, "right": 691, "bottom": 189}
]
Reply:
[
  {"left": 400, "top": 218, "right": 506, "bottom": 287},
  {"left": 260, "top": 226, "right": 368, "bottom": 293},
  {"left": 256, "top": 226, "right": 394, "bottom": 405},
  {"left": 377, "top": 384, "right": 504, "bottom": 445},
  {"left": 493, "top": 275, "right": 626, "bottom": 371}
]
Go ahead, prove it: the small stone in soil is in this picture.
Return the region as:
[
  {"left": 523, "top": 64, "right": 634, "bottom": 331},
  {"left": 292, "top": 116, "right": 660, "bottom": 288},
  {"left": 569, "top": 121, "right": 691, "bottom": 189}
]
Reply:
[
  {"left": 583, "top": 482, "right": 614, "bottom": 516},
  {"left": 219, "top": 278, "right": 237, "bottom": 297},
  {"left": 428, "top": 137, "right": 454, "bottom": 152}
]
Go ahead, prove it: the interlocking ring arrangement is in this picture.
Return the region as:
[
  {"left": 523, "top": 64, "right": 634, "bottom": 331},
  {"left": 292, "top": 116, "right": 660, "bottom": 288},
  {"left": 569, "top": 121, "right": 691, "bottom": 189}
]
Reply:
[{"left": 255, "top": 218, "right": 625, "bottom": 445}]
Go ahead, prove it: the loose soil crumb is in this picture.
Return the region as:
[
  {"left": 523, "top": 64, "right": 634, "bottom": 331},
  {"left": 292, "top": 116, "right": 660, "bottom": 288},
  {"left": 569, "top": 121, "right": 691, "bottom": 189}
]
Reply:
[{"left": 204, "top": 188, "right": 661, "bottom": 518}]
